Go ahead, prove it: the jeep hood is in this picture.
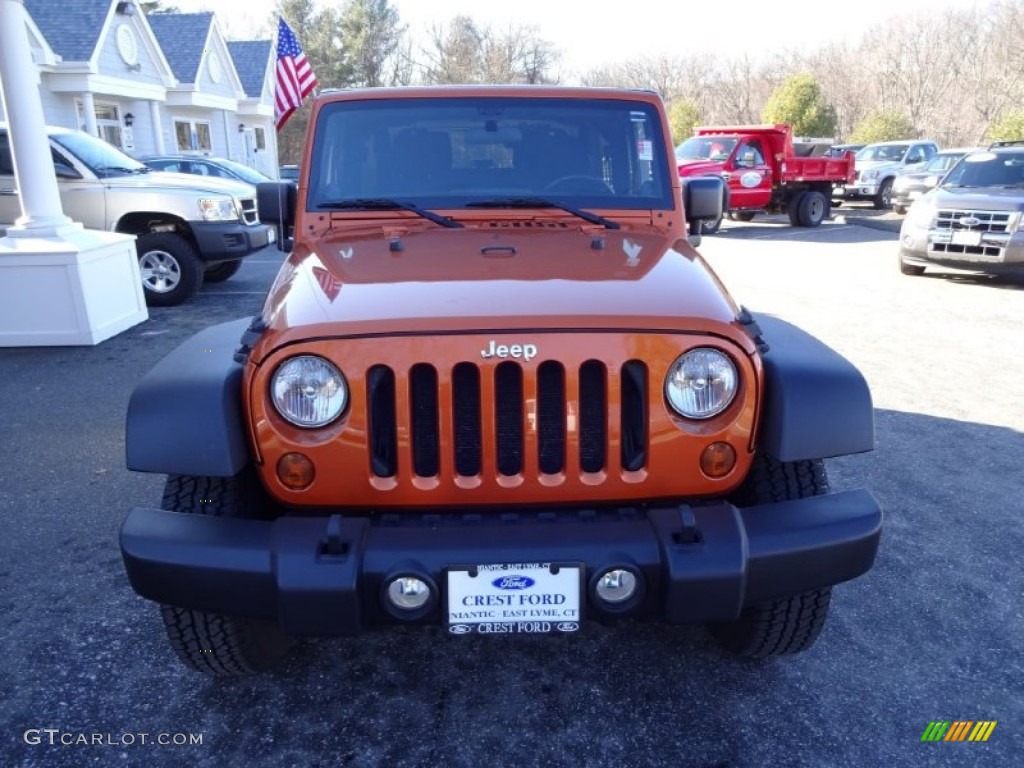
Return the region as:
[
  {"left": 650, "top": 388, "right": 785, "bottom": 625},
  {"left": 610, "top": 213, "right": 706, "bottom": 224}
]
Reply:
[
  {"left": 103, "top": 172, "right": 255, "bottom": 197},
  {"left": 254, "top": 225, "right": 748, "bottom": 360}
]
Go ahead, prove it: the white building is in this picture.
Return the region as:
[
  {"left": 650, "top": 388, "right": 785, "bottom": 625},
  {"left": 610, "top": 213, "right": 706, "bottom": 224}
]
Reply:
[{"left": 0, "top": 0, "right": 279, "bottom": 177}]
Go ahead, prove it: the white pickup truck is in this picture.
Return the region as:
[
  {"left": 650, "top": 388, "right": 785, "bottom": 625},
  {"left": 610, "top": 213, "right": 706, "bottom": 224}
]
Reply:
[{"left": 0, "top": 124, "right": 276, "bottom": 306}]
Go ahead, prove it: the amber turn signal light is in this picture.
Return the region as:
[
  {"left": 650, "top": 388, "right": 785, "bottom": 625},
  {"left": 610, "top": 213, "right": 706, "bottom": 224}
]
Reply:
[
  {"left": 277, "top": 452, "right": 315, "bottom": 490},
  {"left": 700, "top": 442, "right": 736, "bottom": 478}
]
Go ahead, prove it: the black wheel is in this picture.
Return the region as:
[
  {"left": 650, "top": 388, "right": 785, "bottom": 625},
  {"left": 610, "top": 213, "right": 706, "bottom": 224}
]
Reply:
[
  {"left": 710, "top": 455, "right": 834, "bottom": 657},
  {"left": 797, "top": 190, "right": 828, "bottom": 227},
  {"left": 158, "top": 474, "right": 290, "bottom": 676},
  {"left": 136, "top": 233, "right": 203, "bottom": 307},
  {"left": 732, "top": 211, "right": 756, "bottom": 222},
  {"left": 899, "top": 256, "right": 926, "bottom": 276},
  {"left": 700, "top": 210, "right": 724, "bottom": 235},
  {"left": 873, "top": 178, "right": 893, "bottom": 210},
  {"left": 786, "top": 192, "right": 806, "bottom": 226},
  {"left": 203, "top": 259, "right": 243, "bottom": 283}
]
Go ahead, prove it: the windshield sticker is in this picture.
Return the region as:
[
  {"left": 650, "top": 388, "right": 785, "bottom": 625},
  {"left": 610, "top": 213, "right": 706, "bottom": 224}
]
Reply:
[
  {"left": 623, "top": 239, "right": 642, "bottom": 267},
  {"left": 636, "top": 140, "right": 653, "bottom": 161},
  {"left": 965, "top": 153, "right": 996, "bottom": 163}
]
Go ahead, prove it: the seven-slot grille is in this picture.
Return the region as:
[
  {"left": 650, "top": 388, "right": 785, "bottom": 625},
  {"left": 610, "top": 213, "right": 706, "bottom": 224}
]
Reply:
[
  {"left": 240, "top": 198, "right": 259, "bottom": 225},
  {"left": 930, "top": 208, "right": 1013, "bottom": 258},
  {"left": 366, "top": 360, "right": 648, "bottom": 481}
]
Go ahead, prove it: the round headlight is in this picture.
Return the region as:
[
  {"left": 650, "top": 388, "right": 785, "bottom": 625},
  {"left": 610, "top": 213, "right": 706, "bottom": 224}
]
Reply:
[
  {"left": 271, "top": 355, "right": 347, "bottom": 427},
  {"left": 665, "top": 348, "right": 738, "bottom": 419}
]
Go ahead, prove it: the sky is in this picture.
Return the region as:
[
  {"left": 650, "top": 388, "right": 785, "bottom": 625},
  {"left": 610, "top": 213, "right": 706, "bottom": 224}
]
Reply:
[{"left": 174, "top": 0, "right": 986, "bottom": 77}]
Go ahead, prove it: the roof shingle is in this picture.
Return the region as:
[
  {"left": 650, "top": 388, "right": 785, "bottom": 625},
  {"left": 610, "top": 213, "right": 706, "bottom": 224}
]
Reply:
[
  {"left": 147, "top": 12, "right": 213, "bottom": 83},
  {"left": 25, "top": 0, "right": 111, "bottom": 62},
  {"left": 227, "top": 40, "right": 271, "bottom": 98}
]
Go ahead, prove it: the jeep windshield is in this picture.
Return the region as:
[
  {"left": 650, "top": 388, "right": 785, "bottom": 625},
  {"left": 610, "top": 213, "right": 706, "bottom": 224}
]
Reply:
[
  {"left": 51, "top": 131, "right": 149, "bottom": 178},
  {"left": 940, "top": 151, "right": 1024, "bottom": 188},
  {"left": 307, "top": 97, "right": 674, "bottom": 214}
]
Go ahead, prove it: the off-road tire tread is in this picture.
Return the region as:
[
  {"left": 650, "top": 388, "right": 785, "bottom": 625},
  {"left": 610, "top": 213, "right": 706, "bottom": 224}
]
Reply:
[
  {"left": 711, "top": 455, "right": 833, "bottom": 657},
  {"left": 158, "top": 474, "right": 289, "bottom": 676}
]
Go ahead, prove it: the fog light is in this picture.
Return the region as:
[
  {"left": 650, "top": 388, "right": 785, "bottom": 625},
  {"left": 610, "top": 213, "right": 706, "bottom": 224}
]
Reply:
[
  {"left": 387, "top": 577, "right": 431, "bottom": 611},
  {"left": 595, "top": 569, "right": 637, "bottom": 604},
  {"left": 700, "top": 442, "right": 736, "bottom": 478},
  {"left": 277, "top": 452, "right": 314, "bottom": 489}
]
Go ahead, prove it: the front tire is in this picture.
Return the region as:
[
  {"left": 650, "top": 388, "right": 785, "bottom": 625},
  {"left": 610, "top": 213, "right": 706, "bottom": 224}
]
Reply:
[
  {"left": 158, "top": 474, "right": 290, "bottom": 676},
  {"left": 899, "top": 255, "right": 926, "bottom": 276},
  {"left": 873, "top": 178, "right": 893, "bottom": 210},
  {"left": 203, "top": 259, "right": 243, "bottom": 283},
  {"left": 710, "top": 455, "right": 834, "bottom": 657},
  {"left": 136, "top": 233, "right": 203, "bottom": 307}
]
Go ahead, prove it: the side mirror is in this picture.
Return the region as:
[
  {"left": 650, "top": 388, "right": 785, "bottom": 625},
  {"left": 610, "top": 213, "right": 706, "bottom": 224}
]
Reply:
[
  {"left": 683, "top": 176, "right": 725, "bottom": 234},
  {"left": 54, "top": 162, "right": 81, "bottom": 179}
]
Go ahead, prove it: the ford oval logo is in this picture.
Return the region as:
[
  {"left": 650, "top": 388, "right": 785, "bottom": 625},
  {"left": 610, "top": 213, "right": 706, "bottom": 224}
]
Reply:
[
  {"left": 449, "top": 624, "right": 472, "bottom": 635},
  {"left": 959, "top": 216, "right": 981, "bottom": 228},
  {"left": 492, "top": 575, "right": 535, "bottom": 590},
  {"left": 556, "top": 622, "right": 580, "bottom": 632}
]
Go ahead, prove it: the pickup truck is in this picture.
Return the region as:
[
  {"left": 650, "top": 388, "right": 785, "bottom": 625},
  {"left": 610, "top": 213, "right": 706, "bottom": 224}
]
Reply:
[
  {"left": 676, "top": 124, "right": 855, "bottom": 233},
  {"left": 0, "top": 124, "right": 277, "bottom": 306},
  {"left": 120, "top": 86, "right": 881, "bottom": 676}
]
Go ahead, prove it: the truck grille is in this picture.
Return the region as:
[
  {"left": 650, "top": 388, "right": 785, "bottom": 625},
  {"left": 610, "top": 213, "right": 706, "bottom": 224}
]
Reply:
[
  {"left": 239, "top": 198, "right": 259, "bottom": 225},
  {"left": 366, "top": 360, "right": 648, "bottom": 480},
  {"left": 935, "top": 208, "right": 1012, "bottom": 233}
]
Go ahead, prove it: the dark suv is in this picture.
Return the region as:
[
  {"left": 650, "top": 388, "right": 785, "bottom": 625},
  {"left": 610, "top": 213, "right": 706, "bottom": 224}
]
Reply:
[{"left": 898, "top": 143, "right": 1024, "bottom": 276}]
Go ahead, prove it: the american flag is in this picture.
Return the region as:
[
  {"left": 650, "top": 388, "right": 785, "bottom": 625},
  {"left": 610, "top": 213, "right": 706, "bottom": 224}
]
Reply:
[{"left": 275, "top": 16, "right": 317, "bottom": 131}]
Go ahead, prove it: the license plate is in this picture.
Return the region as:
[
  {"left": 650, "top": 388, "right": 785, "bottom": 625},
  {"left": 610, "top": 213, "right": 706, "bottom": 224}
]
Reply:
[
  {"left": 952, "top": 231, "right": 982, "bottom": 246},
  {"left": 446, "top": 563, "right": 582, "bottom": 635}
]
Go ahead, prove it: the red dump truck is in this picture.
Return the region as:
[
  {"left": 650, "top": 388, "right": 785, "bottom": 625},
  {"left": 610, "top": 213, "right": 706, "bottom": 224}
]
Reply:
[{"left": 676, "top": 124, "right": 855, "bottom": 233}]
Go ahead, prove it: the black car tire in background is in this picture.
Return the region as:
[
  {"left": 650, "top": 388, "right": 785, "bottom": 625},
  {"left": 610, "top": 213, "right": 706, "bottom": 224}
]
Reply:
[
  {"left": 135, "top": 232, "right": 203, "bottom": 307},
  {"left": 203, "top": 260, "right": 243, "bottom": 283},
  {"left": 873, "top": 178, "right": 894, "bottom": 210}
]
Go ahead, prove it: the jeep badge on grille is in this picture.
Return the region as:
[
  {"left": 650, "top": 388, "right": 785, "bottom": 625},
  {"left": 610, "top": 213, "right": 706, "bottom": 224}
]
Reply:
[{"left": 480, "top": 340, "right": 538, "bottom": 361}]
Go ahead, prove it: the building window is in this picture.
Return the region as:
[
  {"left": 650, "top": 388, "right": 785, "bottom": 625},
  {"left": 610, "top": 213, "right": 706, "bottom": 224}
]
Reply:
[
  {"left": 75, "top": 100, "right": 124, "bottom": 149},
  {"left": 254, "top": 126, "right": 266, "bottom": 151},
  {"left": 173, "top": 119, "right": 212, "bottom": 152}
]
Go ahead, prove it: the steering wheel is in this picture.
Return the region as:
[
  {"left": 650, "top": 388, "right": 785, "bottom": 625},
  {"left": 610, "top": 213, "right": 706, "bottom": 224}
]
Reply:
[{"left": 543, "top": 175, "right": 613, "bottom": 194}]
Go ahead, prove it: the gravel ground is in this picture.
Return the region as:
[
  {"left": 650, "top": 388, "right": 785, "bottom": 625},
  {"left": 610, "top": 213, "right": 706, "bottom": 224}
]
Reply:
[{"left": 1, "top": 221, "right": 1020, "bottom": 767}]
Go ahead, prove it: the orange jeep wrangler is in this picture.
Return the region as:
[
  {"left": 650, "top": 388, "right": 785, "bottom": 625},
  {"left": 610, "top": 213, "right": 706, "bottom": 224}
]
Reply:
[{"left": 121, "top": 86, "right": 882, "bottom": 676}]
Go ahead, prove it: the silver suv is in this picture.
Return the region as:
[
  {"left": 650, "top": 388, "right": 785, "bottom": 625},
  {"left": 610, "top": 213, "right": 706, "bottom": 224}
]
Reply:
[
  {"left": 835, "top": 139, "right": 939, "bottom": 209},
  {"left": 898, "top": 143, "right": 1024, "bottom": 276},
  {"left": 0, "top": 125, "right": 276, "bottom": 306}
]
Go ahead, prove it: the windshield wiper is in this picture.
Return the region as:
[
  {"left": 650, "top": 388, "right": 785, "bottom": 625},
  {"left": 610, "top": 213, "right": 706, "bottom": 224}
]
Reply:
[
  {"left": 317, "top": 198, "right": 463, "bottom": 228},
  {"left": 465, "top": 197, "right": 620, "bottom": 230}
]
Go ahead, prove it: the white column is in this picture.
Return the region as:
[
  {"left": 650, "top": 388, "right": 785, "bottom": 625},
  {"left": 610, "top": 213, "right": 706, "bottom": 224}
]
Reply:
[
  {"left": 0, "top": 0, "right": 76, "bottom": 236},
  {"left": 0, "top": 0, "right": 147, "bottom": 346},
  {"left": 221, "top": 109, "right": 231, "bottom": 159},
  {"left": 81, "top": 90, "right": 98, "bottom": 137},
  {"left": 149, "top": 100, "right": 165, "bottom": 154}
]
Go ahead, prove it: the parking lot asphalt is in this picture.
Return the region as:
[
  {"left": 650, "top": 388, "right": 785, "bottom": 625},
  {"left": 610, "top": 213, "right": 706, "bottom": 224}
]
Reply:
[{"left": 1, "top": 221, "right": 1021, "bottom": 768}]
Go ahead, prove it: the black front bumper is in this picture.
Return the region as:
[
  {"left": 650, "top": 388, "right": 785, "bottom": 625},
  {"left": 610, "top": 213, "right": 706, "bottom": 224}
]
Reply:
[
  {"left": 121, "top": 491, "right": 881, "bottom": 636},
  {"left": 188, "top": 221, "right": 275, "bottom": 262}
]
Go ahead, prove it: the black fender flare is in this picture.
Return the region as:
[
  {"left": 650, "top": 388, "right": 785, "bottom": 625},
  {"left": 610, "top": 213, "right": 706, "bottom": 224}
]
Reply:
[
  {"left": 126, "top": 319, "right": 252, "bottom": 477},
  {"left": 752, "top": 313, "right": 874, "bottom": 461}
]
